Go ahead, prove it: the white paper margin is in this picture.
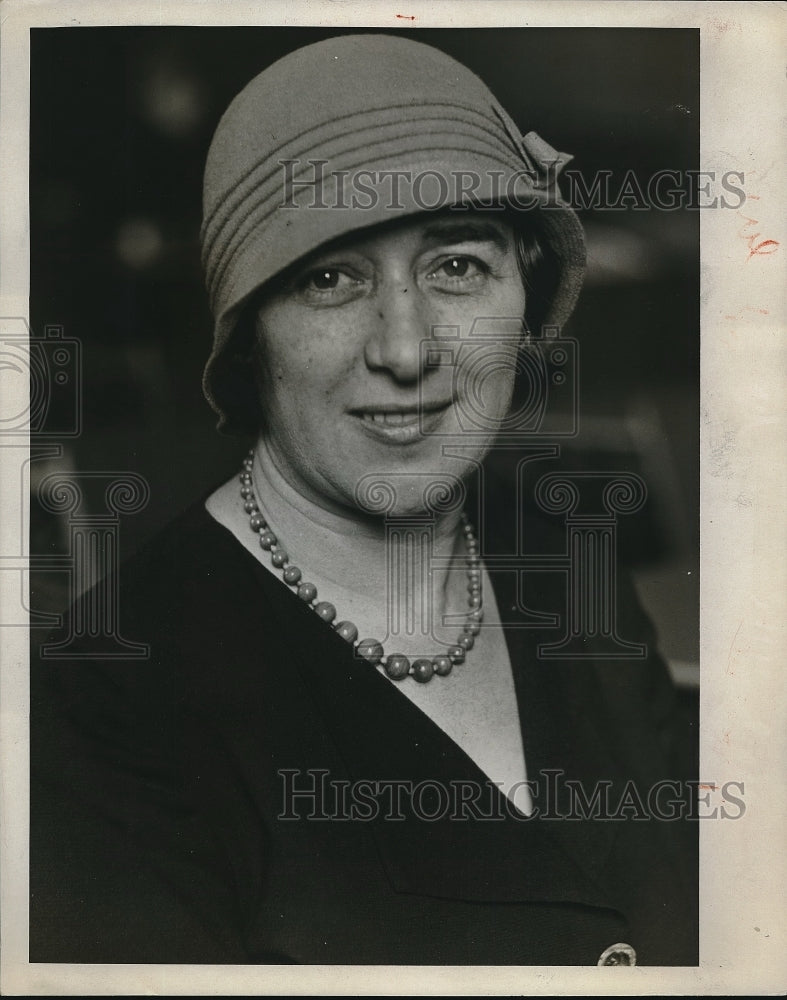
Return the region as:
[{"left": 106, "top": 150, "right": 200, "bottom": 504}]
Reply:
[{"left": 1, "top": 0, "right": 785, "bottom": 994}]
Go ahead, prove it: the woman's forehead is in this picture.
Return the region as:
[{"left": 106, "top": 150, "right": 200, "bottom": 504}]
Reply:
[{"left": 302, "top": 209, "right": 517, "bottom": 261}]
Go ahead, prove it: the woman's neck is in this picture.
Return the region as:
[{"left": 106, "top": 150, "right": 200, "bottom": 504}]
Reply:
[{"left": 251, "top": 434, "right": 466, "bottom": 598}]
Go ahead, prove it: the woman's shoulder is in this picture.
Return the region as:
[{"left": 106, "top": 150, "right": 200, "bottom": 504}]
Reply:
[
  {"left": 123, "top": 494, "right": 242, "bottom": 583},
  {"left": 105, "top": 494, "right": 266, "bottom": 630},
  {"left": 32, "top": 491, "right": 283, "bottom": 690}
]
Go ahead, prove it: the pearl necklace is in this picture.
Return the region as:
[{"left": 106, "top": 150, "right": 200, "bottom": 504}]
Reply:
[{"left": 239, "top": 450, "right": 484, "bottom": 683}]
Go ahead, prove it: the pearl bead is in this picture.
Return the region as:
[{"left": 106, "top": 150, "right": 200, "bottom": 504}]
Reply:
[
  {"left": 357, "top": 638, "right": 384, "bottom": 664},
  {"left": 433, "top": 655, "right": 453, "bottom": 676},
  {"left": 259, "top": 530, "right": 277, "bottom": 550},
  {"left": 297, "top": 582, "right": 317, "bottom": 602},
  {"left": 241, "top": 463, "right": 482, "bottom": 685},
  {"left": 412, "top": 658, "right": 435, "bottom": 683},
  {"left": 335, "top": 621, "right": 358, "bottom": 643},
  {"left": 384, "top": 654, "right": 410, "bottom": 680},
  {"left": 314, "top": 601, "right": 336, "bottom": 623}
]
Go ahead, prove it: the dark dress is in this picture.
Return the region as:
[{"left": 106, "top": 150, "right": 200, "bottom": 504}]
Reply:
[{"left": 30, "top": 479, "right": 698, "bottom": 965}]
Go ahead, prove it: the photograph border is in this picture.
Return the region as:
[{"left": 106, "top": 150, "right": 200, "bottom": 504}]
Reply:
[{"left": 2, "top": 0, "right": 785, "bottom": 995}]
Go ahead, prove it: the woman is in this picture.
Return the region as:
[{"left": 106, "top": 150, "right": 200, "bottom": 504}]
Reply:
[{"left": 31, "top": 34, "right": 697, "bottom": 966}]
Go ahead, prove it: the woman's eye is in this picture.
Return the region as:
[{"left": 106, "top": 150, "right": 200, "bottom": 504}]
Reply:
[
  {"left": 440, "top": 257, "right": 473, "bottom": 278},
  {"left": 294, "top": 267, "right": 363, "bottom": 302},
  {"left": 427, "top": 255, "right": 489, "bottom": 290},
  {"left": 307, "top": 269, "right": 342, "bottom": 290}
]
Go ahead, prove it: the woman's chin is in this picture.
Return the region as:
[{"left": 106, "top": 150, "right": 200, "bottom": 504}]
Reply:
[{"left": 350, "top": 462, "right": 479, "bottom": 521}]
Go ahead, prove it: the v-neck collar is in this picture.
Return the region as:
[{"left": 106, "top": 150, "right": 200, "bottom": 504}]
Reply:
[{"left": 206, "top": 498, "right": 626, "bottom": 913}]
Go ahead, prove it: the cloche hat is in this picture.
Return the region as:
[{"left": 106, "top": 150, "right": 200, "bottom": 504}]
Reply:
[{"left": 201, "top": 33, "right": 585, "bottom": 432}]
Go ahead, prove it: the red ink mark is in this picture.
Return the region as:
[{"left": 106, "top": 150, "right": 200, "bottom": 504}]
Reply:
[
  {"left": 725, "top": 307, "right": 770, "bottom": 321},
  {"left": 751, "top": 239, "right": 779, "bottom": 256},
  {"left": 395, "top": 13, "right": 416, "bottom": 19},
  {"left": 739, "top": 213, "right": 780, "bottom": 259},
  {"left": 699, "top": 783, "right": 717, "bottom": 791}
]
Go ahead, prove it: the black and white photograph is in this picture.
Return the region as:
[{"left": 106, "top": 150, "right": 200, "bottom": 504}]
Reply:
[{"left": 0, "top": 1, "right": 784, "bottom": 995}]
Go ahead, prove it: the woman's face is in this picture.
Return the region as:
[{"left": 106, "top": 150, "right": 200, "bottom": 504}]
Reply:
[{"left": 252, "top": 211, "right": 527, "bottom": 517}]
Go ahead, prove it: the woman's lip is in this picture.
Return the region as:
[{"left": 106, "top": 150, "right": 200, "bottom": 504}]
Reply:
[
  {"left": 361, "top": 411, "right": 422, "bottom": 427},
  {"left": 351, "top": 400, "right": 452, "bottom": 416},
  {"left": 351, "top": 402, "right": 452, "bottom": 442}
]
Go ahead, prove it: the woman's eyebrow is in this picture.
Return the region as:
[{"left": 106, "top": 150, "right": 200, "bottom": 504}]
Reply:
[{"left": 419, "top": 220, "right": 510, "bottom": 251}]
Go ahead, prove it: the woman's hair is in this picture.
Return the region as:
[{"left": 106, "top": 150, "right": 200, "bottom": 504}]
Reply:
[
  {"left": 513, "top": 220, "right": 560, "bottom": 336},
  {"left": 215, "top": 213, "right": 559, "bottom": 436}
]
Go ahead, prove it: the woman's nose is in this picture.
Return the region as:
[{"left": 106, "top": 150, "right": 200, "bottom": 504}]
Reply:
[{"left": 364, "top": 283, "right": 431, "bottom": 383}]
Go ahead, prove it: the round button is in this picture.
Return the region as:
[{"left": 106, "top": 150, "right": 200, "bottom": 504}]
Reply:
[{"left": 597, "top": 942, "right": 637, "bottom": 966}]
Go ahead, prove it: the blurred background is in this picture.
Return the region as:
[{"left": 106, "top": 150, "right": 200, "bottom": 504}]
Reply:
[{"left": 28, "top": 26, "right": 699, "bottom": 687}]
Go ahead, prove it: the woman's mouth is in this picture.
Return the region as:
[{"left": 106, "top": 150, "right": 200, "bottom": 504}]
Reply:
[
  {"left": 361, "top": 411, "right": 420, "bottom": 427},
  {"left": 352, "top": 402, "right": 452, "bottom": 443}
]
